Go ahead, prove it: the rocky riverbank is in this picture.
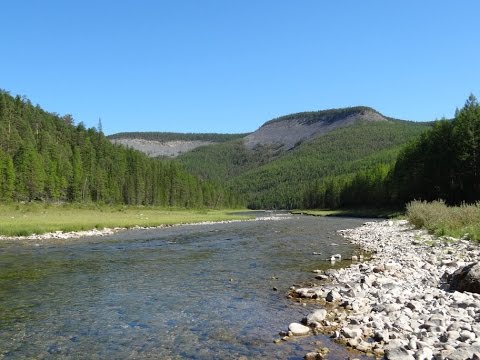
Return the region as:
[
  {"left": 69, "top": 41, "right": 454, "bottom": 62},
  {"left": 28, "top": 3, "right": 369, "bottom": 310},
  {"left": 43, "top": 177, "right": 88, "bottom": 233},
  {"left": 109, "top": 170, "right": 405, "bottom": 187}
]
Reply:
[{"left": 285, "top": 220, "right": 480, "bottom": 360}]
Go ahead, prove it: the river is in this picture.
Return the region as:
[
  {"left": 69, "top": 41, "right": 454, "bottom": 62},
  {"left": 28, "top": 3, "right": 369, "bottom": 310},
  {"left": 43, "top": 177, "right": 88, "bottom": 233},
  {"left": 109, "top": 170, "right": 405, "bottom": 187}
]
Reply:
[{"left": 0, "top": 213, "right": 373, "bottom": 359}]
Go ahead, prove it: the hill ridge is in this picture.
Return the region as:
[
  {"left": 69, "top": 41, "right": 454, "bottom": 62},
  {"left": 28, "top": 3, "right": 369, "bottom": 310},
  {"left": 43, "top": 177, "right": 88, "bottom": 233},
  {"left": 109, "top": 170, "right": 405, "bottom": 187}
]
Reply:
[
  {"left": 244, "top": 106, "right": 388, "bottom": 150},
  {"left": 261, "top": 106, "right": 382, "bottom": 127}
]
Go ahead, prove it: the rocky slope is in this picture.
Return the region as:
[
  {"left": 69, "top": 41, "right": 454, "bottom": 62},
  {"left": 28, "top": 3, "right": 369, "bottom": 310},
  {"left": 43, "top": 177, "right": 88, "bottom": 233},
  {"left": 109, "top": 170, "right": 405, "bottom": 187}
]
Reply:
[
  {"left": 244, "top": 107, "right": 388, "bottom": 151},
  {"left": 110, "top": 138, "right": 212, "bottom": 158}
]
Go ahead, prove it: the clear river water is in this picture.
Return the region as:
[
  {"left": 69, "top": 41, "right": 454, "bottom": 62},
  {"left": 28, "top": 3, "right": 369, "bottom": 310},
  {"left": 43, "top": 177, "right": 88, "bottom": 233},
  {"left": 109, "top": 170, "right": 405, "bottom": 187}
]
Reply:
[{"left": 0, "top": 213, "right": 373, "bottom": 359}]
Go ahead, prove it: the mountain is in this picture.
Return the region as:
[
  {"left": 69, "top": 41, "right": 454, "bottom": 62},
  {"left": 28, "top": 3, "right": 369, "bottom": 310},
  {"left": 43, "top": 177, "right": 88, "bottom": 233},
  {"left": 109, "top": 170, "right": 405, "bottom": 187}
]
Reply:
[{"left": 107, "top": 132, "right": 248, "bottom": 158}]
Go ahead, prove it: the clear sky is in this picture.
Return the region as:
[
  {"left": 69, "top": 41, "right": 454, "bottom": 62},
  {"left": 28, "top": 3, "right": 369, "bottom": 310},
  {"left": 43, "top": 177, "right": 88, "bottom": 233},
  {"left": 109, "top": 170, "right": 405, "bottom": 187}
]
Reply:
[{"left": 1, "top": 1, "right": 479, "bottom": 135}]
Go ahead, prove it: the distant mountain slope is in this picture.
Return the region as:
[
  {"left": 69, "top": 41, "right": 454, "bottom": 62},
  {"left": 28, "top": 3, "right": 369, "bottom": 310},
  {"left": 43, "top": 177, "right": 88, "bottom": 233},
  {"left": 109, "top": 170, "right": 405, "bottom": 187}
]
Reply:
[
  {"left": 244, "top": 106, "right": 387, "bottom": 150},
  {"left": 108, "top": 132, "right": 248, "bottom": 158},
  {"left": 230, "top": 120, "right": 430, "bottom": 208},
  {"left": 178, "top": 107, "right": 428, "bottom": 184}
]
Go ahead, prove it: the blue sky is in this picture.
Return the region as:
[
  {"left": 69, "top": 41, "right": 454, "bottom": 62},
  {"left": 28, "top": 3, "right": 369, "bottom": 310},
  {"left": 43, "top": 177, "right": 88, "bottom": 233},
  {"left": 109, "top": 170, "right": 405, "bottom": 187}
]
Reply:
[{"left": 2, "top": 1, "right": 479, "bottom": 135}]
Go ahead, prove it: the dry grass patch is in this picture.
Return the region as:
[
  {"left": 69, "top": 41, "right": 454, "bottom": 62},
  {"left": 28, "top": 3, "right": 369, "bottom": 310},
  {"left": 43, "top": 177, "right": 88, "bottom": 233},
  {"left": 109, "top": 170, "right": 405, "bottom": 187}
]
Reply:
[{"left": 406, "top": 200, "right": 480, "bottom": 240}]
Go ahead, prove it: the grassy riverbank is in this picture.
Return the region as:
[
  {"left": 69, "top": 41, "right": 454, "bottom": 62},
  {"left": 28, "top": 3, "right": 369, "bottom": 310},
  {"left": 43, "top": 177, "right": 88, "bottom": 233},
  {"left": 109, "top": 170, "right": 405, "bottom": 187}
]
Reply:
[
  {"left": 406, "top": 200, "right": 480, "bottom": 241},
  {"left": 0, "top": 203, "right": 252, "bottom": 237},
  {"left": 291, "top": 207, "right": 403, "bottom": 219}
]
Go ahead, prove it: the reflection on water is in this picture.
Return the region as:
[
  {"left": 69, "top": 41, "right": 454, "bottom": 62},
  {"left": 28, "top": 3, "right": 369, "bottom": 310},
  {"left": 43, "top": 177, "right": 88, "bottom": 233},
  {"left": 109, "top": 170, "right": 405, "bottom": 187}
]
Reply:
[{"left": 0, "top": 214, "right": 372, "bottom": 359}]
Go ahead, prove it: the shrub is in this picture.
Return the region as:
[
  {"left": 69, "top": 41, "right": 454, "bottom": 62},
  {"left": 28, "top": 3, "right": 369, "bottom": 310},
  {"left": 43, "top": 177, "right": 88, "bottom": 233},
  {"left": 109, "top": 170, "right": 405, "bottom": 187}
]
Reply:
[{"left": 406, "top": 200, "right": 480, "bottom": 240}]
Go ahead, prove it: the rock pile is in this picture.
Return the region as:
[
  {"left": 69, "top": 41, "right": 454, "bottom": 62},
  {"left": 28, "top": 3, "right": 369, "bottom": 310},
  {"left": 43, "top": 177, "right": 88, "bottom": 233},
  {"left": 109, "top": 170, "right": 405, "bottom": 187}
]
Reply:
[{"left": 287, "top": 220, "right": 480, "bottom": 360}]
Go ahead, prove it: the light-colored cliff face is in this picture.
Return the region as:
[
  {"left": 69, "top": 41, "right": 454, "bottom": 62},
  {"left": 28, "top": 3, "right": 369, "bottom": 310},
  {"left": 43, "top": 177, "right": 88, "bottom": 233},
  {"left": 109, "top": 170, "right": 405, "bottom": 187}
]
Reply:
[
  {"left": 244, "top": 108, "right": 387, "bottom": 150},
  {"left": 110, "top": 138, "right": 212, "bottom": 157}
]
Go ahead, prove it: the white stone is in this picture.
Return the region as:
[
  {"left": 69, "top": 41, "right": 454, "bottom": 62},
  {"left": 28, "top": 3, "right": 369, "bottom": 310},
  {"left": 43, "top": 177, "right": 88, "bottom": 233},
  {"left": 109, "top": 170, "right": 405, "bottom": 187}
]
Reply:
[
  {"left": 325, "top": 289, "right": 341, "bottom": 302},
  {"left": 415, "top": 346, "right": 433, "bottom": 360},
  {"left": 288, "top": 322, "right": 310, "bottom": 336},
  {"left": 306, "top": 309, "right": 327, "bottom": 325},
  {"left": 341, "top": 326, "right": 363, "bottom": 339}
]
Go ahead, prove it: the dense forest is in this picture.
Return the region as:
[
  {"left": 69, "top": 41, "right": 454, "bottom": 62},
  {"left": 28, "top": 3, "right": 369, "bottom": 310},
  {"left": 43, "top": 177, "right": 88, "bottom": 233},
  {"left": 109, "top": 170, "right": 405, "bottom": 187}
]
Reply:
[
  {"left": 178, "top": 120, "right": 430, "bottom": 209},
  {"left": 392, "top": 94, "right": 480, "bottom": 205},
  {"left": 0, "top": 90, "right": 241, "bottom": 208},
  {"left": 108, "top": 132, "right": 249, "bottom": 143}
]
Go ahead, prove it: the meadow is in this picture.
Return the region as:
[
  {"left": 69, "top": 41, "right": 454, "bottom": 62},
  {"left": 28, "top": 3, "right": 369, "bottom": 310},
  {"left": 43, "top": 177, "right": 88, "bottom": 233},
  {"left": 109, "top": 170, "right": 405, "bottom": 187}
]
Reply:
[{"left": 0, "top": 203, "right": 250, "bottom": 237}]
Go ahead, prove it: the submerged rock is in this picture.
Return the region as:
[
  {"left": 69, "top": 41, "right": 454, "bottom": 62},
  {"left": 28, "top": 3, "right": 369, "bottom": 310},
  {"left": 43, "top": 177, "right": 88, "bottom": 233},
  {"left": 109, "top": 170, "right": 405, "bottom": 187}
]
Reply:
[
  {"left": 288, "top": 323, "right": 310, "bottom": 336},
  {"left": 304, "top": 352, "right": 324, "bottom": 360}
]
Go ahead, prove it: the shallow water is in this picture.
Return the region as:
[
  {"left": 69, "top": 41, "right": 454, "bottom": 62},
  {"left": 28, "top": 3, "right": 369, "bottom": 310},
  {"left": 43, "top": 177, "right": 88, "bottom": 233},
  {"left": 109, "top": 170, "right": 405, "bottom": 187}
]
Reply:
[{"left": 0, "top": 214, "right": 373, "bottom": 359}]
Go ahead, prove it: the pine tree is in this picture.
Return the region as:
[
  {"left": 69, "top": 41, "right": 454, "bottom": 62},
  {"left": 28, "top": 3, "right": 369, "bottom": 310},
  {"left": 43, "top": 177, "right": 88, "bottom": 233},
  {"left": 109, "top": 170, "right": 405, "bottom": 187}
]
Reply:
[
  {"left": 14, "top": 144, "right": 45, "bottom": 201},
  {"left": 0, "top": 150, "right": 15, "bottom": 201}
]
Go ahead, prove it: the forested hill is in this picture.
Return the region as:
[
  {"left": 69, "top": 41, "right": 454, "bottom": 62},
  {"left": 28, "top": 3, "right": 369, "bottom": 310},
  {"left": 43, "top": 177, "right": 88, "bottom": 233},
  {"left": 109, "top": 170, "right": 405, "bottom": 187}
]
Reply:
[
  {"left": 178, "top": 117, "right": 431, "bottom": 209},
  {"left": 0, "top": 90, "right": 240, "bottom": 207},
  {"left": 233, "top": 120, "right": 430, "bottom": 208}
]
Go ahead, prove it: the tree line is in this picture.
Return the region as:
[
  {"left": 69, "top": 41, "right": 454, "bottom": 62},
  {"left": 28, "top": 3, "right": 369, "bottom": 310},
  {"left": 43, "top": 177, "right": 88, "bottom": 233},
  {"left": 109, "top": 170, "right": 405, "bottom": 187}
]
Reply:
[
  {"left": 108, "top": 131, "right": 249, "bottom": 143},
  {"left": 0, "top": 90, "right": 241, "bottom": 208}
]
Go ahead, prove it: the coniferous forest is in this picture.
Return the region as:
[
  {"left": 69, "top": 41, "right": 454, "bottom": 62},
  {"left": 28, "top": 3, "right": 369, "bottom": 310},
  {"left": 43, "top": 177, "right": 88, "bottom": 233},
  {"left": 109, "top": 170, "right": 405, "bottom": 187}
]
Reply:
[
  {"left": 0, "top": 90, "right": 240, "bottom": 208},
  {"left": 392, "top": 94, "right": 480, "bottom": 205},
  {"left": 178, "top": 120, "right": 430, "bottom": 209},
  {"left": 1, "top": 88, "right": 479, "bottom": 212},
  {"left": 300, "top": 94, "right": 480, "bottom": 210}
]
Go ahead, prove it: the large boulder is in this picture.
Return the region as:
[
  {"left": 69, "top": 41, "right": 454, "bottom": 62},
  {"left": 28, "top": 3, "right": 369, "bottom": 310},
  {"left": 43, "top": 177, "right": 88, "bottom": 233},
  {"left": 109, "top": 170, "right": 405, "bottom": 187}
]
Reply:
[{"left": 448, "top": 262, "right": 480, "bottom": 293}]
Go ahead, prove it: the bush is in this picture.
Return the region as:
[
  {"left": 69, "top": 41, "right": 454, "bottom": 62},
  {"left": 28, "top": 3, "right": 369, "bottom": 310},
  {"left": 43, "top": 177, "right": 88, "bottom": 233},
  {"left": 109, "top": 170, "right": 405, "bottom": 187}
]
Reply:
[{"left": 406, "top": 200, "right": 480, "bottom": 240}]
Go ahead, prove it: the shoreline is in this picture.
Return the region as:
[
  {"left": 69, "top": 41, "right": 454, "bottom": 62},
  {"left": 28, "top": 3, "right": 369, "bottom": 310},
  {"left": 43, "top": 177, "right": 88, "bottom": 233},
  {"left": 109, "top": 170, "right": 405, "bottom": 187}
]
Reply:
[
  {"left": 0, "top": 213, "right": 290, "bottom": 243},
  {"left": 286, "top": 220, "right": 480, "bottom": 359}
]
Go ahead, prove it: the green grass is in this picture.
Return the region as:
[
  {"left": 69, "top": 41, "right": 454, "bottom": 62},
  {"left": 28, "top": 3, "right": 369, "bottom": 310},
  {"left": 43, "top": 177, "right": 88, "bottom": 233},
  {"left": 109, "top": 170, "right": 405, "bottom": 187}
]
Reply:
[
  {"left": 406, "top": 200, "right": 480, "bottom": 240},
  {"left": 291, "top": 207, "right": 403, "bottom": 218},
  {"left": 0, "top": 203, "right": 253, "bottom": 237}
]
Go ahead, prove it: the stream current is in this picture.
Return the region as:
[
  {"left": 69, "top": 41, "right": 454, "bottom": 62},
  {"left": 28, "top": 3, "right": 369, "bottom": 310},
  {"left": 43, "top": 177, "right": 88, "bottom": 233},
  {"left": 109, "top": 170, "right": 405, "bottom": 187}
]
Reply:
[{"left": 0, "top": 213, "right": 373, "bottom": 359}]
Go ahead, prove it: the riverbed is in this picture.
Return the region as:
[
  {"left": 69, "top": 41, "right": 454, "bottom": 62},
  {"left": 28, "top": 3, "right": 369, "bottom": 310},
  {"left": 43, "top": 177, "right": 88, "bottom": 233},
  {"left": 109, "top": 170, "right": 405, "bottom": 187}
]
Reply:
[{"left": 0, "top": 213, "right": 372, "bottom": 359}]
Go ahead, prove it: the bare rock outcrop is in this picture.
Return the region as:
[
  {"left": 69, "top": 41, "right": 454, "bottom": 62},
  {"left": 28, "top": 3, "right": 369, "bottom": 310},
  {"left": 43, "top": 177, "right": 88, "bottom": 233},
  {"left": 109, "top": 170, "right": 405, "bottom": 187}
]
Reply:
[
  {"left": 244, "top": 107, "right": 387, "bottom": 150},
  {"left": 110, "top": 139, "right": 212, "bottom": 157}
]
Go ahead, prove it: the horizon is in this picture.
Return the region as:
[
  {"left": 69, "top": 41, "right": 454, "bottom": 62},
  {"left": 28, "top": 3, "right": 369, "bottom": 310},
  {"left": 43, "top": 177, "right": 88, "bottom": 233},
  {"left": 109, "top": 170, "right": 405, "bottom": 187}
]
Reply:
[{"left": 2, "top": 1, "right": 479, "bottom": 135}]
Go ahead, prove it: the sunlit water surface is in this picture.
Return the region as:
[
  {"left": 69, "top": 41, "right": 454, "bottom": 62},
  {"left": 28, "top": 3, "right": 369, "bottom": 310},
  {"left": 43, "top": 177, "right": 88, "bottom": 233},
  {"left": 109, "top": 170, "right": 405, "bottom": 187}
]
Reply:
[{"left": 0, "top": 213, "right": 373, "bottom": 359}]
